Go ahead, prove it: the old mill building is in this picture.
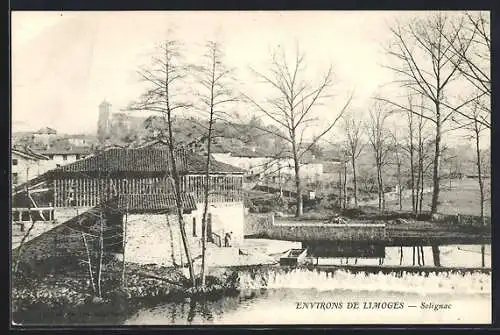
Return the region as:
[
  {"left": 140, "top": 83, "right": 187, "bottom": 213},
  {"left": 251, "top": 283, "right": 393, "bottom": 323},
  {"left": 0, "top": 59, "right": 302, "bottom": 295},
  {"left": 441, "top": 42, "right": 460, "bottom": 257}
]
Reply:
[{"left": 12, "top": 141, "right": 246, "bottom": 266}]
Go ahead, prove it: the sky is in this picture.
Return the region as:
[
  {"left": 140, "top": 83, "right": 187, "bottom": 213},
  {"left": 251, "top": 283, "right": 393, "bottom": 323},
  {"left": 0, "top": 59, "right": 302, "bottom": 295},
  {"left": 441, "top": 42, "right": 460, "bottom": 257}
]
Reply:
[{"left": 11, "top": 11, "right": 490, "bottom": 147}]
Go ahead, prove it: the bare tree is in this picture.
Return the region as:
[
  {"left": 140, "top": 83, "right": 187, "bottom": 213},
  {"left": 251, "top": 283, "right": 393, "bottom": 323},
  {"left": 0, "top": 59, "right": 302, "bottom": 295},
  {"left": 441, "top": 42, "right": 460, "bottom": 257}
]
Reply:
[
  {"left": 389, "top": 126, "right": 404, "bottom": 211},
  {"left": 244, "top": 45, "right": 352, "bottom": 217},
  {"left": 380, "top": 13, "right": 472, "bottom": 215},
  {"left": 366, "top": 101, "right": 391, "bottom": 212},
  {"left": 459, "top": 99, "right": 488, "bottom": 232},
  {"left": 400, "top": 95, "right": 417, "bottom": 213},
  {"left": 342, "top": 113, "right": 365, "bottom": 207},
  {"left": 444, "top": 11, "right": 490, "bottom": 128},
  {"left": 127, "top": 39, "right": 197, "bottom": 288},
  {"left": 192, "top": 40, "right": 238, "bottom": 288}
]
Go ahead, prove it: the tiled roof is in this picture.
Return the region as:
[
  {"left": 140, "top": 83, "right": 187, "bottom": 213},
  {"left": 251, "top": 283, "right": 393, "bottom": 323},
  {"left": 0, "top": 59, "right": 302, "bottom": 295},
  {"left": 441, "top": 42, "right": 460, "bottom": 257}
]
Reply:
[
  {"left": 12, "top": 148, "right": 49, "bottom": 160},
  {"left": 35, "top": 127, "right": 57, "bottom": 135},
  {"left": 58, "top": 148, "right": 181, "bottom": 174},
  {"left": 55, "top": 147, "right": 246, "bottom": 175},
  {"left": 186, "top": 153, "right": 247, "bottom": 174},
  {"left": 12, "top": 189, "right": 54, "bottom": 208},
  {"left": 109, "top": 193, "right": 197, "bottom": 214},
  {"left": 35, "top": 147, "right": 93, "bottom": 155}
]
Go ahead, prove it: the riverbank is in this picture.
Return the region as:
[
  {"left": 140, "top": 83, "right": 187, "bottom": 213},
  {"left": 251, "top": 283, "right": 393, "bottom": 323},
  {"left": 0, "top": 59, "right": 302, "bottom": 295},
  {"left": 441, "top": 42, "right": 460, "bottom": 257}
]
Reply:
[
  {"left": 12, "top": 255, "right": 242, "bottom": 325},
  {"left": 12, "top": 239, "right": 294, "bottom": 325}
]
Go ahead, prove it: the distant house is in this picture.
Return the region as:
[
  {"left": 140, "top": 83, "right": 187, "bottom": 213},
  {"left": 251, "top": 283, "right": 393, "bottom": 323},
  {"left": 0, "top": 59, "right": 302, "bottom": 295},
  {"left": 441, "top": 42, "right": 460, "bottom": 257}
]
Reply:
[
  {"left": 212, "top": 145, "right": 342, "bottom": 185},
  {"left": 64, "top": 134, "right": 98, "bottom": 147},
  {"left": 212, "top": 146, "right": 280, "bottom": 175},
  {"left": 32, "top": 127, "right": 58, "bottom": 146},
  {"left": 11, "top": 147, "right": 50, "bottom": 187},
  {"left": 32, "top": 145, "right": 93, "bottom": 169}
]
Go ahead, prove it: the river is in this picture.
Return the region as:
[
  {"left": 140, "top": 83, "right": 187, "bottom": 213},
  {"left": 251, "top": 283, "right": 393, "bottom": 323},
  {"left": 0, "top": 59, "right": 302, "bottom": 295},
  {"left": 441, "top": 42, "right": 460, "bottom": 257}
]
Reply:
[
  {"left": 124, "top": 268, "right": 491, "bottom": 325},
  {"left": 14, "top": 243, "right": 491, "bottom": 326}
]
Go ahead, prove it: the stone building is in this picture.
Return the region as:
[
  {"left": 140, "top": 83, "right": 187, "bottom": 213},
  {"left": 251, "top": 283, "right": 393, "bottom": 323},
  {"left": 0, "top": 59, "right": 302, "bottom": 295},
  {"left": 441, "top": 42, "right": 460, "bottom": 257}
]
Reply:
[{"left": 12, "top": 141, "right": 246, "bottom": 267}]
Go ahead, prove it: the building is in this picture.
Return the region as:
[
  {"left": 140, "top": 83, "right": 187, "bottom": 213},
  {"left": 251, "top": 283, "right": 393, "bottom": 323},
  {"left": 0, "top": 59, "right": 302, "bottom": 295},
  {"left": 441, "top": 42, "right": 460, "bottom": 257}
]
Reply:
[
  {"left": 12, "top": 141, "right": 246, "bottom": 266},
  {"left": 97, "top": 100, "right": 112, "bottom": 143},
  {"left": 64, "top": 134, "right": 98, "bottom": 147},
  {"left": 11, "top": 147, "right": 50, "bottom": 187},
  {"left": 96, "top": 100, "right": 148, "bottom": 144},
  {"left": 212, "top": 146, "right": 334, "bottom": 183},
  {"left": 32, "top": 127, "right": 57, "bottom": 146},
  {"left": 32, "top": 145, "right": 93, "bottom": 169}
]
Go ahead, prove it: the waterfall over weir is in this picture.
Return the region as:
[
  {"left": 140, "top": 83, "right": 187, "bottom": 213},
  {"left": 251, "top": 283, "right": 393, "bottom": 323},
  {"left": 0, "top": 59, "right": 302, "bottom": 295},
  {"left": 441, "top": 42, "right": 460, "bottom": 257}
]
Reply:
[{"left": 237, "top": 268, "right": 490, "bottom": 295}]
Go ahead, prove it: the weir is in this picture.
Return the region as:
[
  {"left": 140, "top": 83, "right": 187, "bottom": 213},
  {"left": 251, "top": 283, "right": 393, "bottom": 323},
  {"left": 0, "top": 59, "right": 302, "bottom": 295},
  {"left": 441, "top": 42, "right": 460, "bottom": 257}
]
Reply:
[{"left": 236, "top": 267, "right": 491, "bottom": 295}]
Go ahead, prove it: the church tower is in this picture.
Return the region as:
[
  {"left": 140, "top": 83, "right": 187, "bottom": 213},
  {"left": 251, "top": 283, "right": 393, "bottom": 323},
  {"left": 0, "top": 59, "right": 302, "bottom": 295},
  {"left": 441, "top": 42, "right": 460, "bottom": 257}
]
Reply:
[{"left": 97, "top": 100, "right": 111, "bottom": 143}]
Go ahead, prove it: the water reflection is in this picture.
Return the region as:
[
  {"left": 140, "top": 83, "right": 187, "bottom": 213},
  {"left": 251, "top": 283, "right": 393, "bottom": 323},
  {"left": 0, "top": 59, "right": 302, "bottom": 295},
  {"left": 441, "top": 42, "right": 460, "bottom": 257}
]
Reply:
[{"left": 125, "top": 287, "right": 491, "bottom": 325}]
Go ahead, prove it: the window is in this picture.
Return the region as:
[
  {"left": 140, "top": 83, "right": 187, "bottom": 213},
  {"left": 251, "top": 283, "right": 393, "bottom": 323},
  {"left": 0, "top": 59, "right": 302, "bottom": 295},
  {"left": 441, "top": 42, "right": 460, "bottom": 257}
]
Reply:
[
  {"left": 12, "top": 172, "right": 18, "bottom": 185},
  {"left": 192, "top": 218, "right": 197, "bottom": 237},
  {"left": 62, "top": 154, "right": 68, "bottom": 161},
  {"left": 12, "top": 159, "right": 18, "bottom": 166},
  {"left": 48, "top": 155, "right": 54, "bottom": 159},
  {"left": 76, "top": 154, "right": 81, "bottom": 160}
]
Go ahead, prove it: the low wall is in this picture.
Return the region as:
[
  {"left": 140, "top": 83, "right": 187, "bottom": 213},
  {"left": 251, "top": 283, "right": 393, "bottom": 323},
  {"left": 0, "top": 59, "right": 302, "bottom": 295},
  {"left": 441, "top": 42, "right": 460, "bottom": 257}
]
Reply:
[
  {"left": 267, "top": 221, "right": 387, "bottom": 242},
  {"left": 244, "top": 214, "right": 387, "bottom": 242},
  {"left": 431, "top": 213, "right": 491, "bottom": 226}
]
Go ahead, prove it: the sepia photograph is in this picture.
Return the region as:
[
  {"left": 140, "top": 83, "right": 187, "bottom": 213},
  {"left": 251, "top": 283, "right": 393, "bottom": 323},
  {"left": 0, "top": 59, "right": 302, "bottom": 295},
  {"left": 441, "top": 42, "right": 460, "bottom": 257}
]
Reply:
[{"left": 11, "top": 10, "right": 491, "bottom": 326}]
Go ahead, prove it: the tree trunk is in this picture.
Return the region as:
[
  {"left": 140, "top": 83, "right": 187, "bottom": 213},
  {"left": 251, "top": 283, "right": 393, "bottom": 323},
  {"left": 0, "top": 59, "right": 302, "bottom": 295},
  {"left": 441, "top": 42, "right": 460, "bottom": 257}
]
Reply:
[
  {"left": 381, "top": 173, "right": 385, "bottom": 212},
  {"left": 97, "top": 215, "right": 104, "bottom": 298},
  {"left": 417, "top": 245, "right": 421, "bottom": 266},
  {"left": 122, "top": 210, "right": 128, "bottom": 290},
  {"left": 481, "top": 245, "right": 485, "bottom": 268},
  {"left": 409, "top": 125, "right": 416, "bottom": 214},
  {"left": 474, "top": 120, "right": 486, "bottom": 267},
  {"left": 474, "top": 125, "right": 485, "bottom": 226},
  {"left": 294, "top": 161, "right": 303, "bottom": 217},
  {"left": 351, "top": 156, "right": 358, "bottom": 207},
  {"left": 166, "top": 126, "right": 196, "bottom": 288},
  {"left": 201, "top": 116, "right": 214, "bottom": 288},
  {"left": 415, "top": 156, "right": 421, "bottom": 214},
  {"left": 419, "top": 156, "right": 425, "bottom": 214},
  {"left": 343, "top": 162, "right": 348, "bottom": 209},
  {"left": 397, "top": 162, "right": 402, "bottom": 211},
  {"left": 376, "top": 163, "right": 383, "bottom": 212},
  {"left": 82, "top": 233, "right": 96, "bottom": 293},
  {"left": 430, "top": 108, "right": 441, "bottom": 214},
  {"left": 338, "top": 170, "right": 342, "bottom": 208}
]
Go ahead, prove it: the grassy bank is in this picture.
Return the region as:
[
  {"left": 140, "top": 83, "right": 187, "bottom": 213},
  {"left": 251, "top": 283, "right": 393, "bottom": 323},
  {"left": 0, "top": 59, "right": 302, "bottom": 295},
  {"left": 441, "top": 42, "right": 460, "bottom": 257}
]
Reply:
[{"left": 12, "top": 256, "right": 240, "bottom": 325}]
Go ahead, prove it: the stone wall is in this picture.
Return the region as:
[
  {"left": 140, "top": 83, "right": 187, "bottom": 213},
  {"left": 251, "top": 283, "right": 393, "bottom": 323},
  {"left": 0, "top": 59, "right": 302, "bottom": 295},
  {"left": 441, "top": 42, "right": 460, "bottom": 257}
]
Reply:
[
  {"left": 125, "top": 214, "right": 199, "bottom": 266},
  {"left": 125, "top": 202, "right": 245, "bottom": 266},
  {"left": 13, "top": 223, "right": 91, "bottom": 268},
  {"left": 244, "top": 213, "right": 272, "bottom": 237}
]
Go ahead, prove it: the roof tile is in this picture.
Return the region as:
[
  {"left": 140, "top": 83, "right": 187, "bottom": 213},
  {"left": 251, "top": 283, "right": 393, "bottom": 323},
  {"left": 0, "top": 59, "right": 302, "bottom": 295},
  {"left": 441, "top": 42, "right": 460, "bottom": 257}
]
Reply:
[{"left": 56, "top": 147, "right": 245, "bottom": 175}]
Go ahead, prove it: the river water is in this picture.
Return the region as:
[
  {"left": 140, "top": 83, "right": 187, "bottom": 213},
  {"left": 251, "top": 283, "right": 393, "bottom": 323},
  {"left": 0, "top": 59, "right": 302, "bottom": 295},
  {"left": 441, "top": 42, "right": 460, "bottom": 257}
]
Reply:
[
  {"left": 124, "top": 268, "right": 491, "bottom": 325},
  {"left": 14, "top": 243, "right": 491, "bottom": 326}
]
